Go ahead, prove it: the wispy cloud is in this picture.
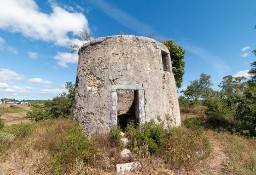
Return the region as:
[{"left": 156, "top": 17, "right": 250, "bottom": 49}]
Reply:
[
  {"left": 0, "top": 36, "right": 5, "bottom": 47},
  {"left": 0, "top": 68, "right": 24, "bottom": 81},
  {"left": 91, "top": 0, "right": 154, "bottom": 35},
  {"left": 0, "top": 0, "right": 90, "bottom": 46},
  {"left": 0, "top": 82, "right": 32, "bottom": 95},
  {"left": 7, "top": 47, "right": 18, "bottom": 54},
  {"left": 27, "top": 78, "right": 52, "bottom": 84},
  {"left": 241, "top": 46, "right": 251, "bottom": 58},
  {"left": 241, "top": 46, "right": 251, "bottom": 52},
  {"left": 40, "top": 87, "right": 66, "bottom": 94},
  {"left": 54, "top": 52, "right": 78, "bottom": 68},
  {"left": 0, "top": 36, "right": 18, "bottom": 54},
  {"left": 233, "top": 70, "right": 251, "bottom": 78},
  {"left": 183, "top": 43, "right": 230, "bottom": 76},
  {"left": 28, "top": 52, "right": 38, "bottom": 59}
]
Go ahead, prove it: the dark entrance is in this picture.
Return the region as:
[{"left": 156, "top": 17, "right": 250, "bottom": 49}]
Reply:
[{"left": 117, "top": 90, "right": 139, "bottom": 130}]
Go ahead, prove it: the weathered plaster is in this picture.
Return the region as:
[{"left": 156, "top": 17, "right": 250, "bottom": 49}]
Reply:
[{"left": 74, "top": 35, "right": 181, "bottom": 135}]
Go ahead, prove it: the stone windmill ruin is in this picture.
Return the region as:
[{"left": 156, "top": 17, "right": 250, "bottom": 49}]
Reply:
[{"left": 74, "top": 35, "right": 181, "bottom": 135}]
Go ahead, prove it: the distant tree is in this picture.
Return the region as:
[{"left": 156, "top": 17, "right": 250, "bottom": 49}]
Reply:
[
  {"left": 181, "top": 73, "right": 213, "bottom": 102},
  {"left": 71, "top": 31, "right": 93, "bottom": 53},
  {"left": 248, "top": 60, "right": 256, "bottom": 83},
  {"left": 164, "top": 40, "right": 185, "bottom": 88},
  {"left": 234, "top": 56, "right": 256, "bottom": 135},
  {"left": 27, "top": 82, "right": 75, "bottom": 121},
  {"left": 219, "top": 75, "right": 247, "bottom": 110}
]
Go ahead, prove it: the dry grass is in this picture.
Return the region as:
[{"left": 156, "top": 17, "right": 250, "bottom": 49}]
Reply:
[
  {"left": 0, "top": 116, "right": 255, "bottom": 175},
  {"left": 219, "top": 133, "right": 256, "bottom": 175},
  {"left": 0, "top": 104, "right": 31, "bottom": 125}
]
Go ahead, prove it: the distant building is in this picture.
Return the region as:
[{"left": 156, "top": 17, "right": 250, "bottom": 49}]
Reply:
[{"left": 20, "top": 101, "right": 29, "bottom": 105}]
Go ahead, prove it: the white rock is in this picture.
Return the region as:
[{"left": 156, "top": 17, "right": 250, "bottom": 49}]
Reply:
[
  {"left": 120, "top": 148, "right": 131, "bottom": 159},
  {"left": 121, "top": 137, "right": 129, "bottom": 147},
  {"left": 120, "top": 132, "right": 125, "bottom": 137},
  {"left": 116, "top": 162, "right": 141, "bottom": 173}
]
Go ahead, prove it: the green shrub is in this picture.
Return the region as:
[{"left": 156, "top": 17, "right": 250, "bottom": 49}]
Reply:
[
  {"left": 0, "top": 118, "right": 4, "bottom": 129},
  {"left": 44, "top": 96, "right": 73, "bottom": 119},
  {"left": 27, "top": 106, "right": 47, "bottom": 122},
  {"left": 205, "top": 98, "right": 230, "bottom": 116},
  {"left": 235, "top": 90, "right": 256, "bottom": 136},
  {"left": 50, "top": 123, "right": 95, "bottom": 174},
  {"left": 3, "top": 123, "right": 35, "bottom": 138},
  {"left": 126, "top": 120, "right": 165, "bottom": 155},
  {"left": 109, "top": 126, "right": 122, "bottom": 147},
  {"left": 183, "top": 117, "right": 203, "bottom": 129}
]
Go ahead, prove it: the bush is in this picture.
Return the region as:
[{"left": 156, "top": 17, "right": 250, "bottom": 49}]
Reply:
[
  {"left": 3, "top": 123, "right": 35, "bottom": 138},
  {"left": 109, "top": 126, "right": 122, "bottom": 147},
  {"left": 183, "top": 117, "right": 203, "bottom": 129},
  {"left": 27, "top": 106, "right": 47, "bottom": 122},
  {"left": 27, "top": 82, "right": 75, "bottom": 122},
  {"left": 50, "top": 123, "right": 95, "bottom": 174},
  {"left": 44, "top": 96, "right": 73, "bottom": 119},
  {"left": 126, "top": 120, "right": 165, "bottom": 156},
  {"left": 235, "top": 90, "right": 256, "bottom": 136},
  {"left": 205, "top": 98, "right": 230, "bottom": 116},
  {"left": 0, "top": 118, "right": 4, "bottom": 129}
]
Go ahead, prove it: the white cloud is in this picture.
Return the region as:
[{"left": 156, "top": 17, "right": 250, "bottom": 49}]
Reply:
[
  {"left": 233, "top": 70, "right": 251, "bottom": 78},
  {"left": 241, "top": 46, "right": 251, "bottom": 58},
  {"left": 54, "top": 52, "right": 78, "bottom": 67},
  {"left": 241, "top": 46, "right": 251, "bottom": 52},
  {"left": 0, "top": 36, "right": 18, "bottom": 54},
  {"left": 40, "top": 88, "right": 66, "bottom": 94},
  {"left": 28, "top": 52, "right": 38, "bottom": 59},
  {"left": 0, "top": 36, "right": 5, "bottom": 47},
  {"left": 241, "top": 52, "right": 250, "bottom": 58},
  {"left": 0, "top": 36, "right": 6, "bottom": 52},
  {"left": 0, "top": 0, "right": 90, "bottom": 46},
  {"left": 0, "top": 68, "right": 24, "bottom": 81},
  {"left": 27, "top": 78, "right": 52, "bottom": 84},
  {"left": 0, "top": 83, "right": 9, "bottom": 88},
  {"left": 0, "top": 84, "right": 32, "bottom": 95}
]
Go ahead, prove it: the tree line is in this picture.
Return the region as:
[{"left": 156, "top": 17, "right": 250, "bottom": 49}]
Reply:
[{"left": 180, "top": 61, "right": 256, "bottom": 136}]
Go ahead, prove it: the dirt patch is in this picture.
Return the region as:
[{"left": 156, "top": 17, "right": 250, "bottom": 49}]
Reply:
[
  {"left": 200, "top": 131, "right": 229, "bottom": 175},
  {"left": 0, "top": 105, "right": 31, "bottom": 125}
]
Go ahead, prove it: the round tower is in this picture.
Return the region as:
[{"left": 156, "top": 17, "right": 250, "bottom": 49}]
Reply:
[{"left": 74, "top": 35, "right": 181, "bottom": 135}]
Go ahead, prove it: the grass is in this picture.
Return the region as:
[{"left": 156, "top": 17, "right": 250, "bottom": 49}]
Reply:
[
  {"left": 220, "top": 133, "right": 256, "bottom": 175},
  {"left": 0, "top": 115, "right": 255, "bottom": 174},
  {"left": 0, "top": 105, "right": 26, "bottom": 117}
]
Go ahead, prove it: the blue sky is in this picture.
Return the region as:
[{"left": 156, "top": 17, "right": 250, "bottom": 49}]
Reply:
[{"left": 0, "top": 0, "right": 255, "bottom": 100}]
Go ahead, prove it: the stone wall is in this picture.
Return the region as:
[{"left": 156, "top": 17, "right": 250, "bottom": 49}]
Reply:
[{"left": 74, "top": 35, "right": 181, "bottom": 135}]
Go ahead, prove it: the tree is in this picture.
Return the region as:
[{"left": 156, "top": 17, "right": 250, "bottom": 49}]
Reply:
[
  {"left": 219, "top": 75, "right": 247, "bottom": 110},
  {"left": 234, "top": 60, "right": 256, "bottom": 135},
  {"left": 181, "top": 73, "right": 213, "bottom": 102},
  {"left": 164, "top": 40, "right": 185, "bottom": 88},
  {"left": 27, "top": 82, "right": 75, "bottom": 121},
  {"left": 248, "top": 60, "right": 256, "bottom": 83}
]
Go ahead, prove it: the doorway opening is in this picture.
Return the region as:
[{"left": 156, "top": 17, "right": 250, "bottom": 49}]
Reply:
[{"left": 117, "top": 90, "right": 139, "bottom": 130}]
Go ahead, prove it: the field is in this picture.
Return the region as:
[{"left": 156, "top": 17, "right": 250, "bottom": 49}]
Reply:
[
  {"left": 0, "top": 106, "right": 255, "bottom": 175},
  {"left": 0, "top": 104, "right": 31, "bottom": 125}
]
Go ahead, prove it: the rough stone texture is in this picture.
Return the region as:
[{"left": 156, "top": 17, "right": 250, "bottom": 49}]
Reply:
[
  {"left": 116, "top": 162, "right": 142, "bottom": 174},
  {"left": 121, "top": 137, "right": 129, "bottom": 147},
  {"left": 120, "top": 148, "right": 131, "bottom": 159},
  {"left": 74, "top": 35, "right": 181, "bottom": 135}
]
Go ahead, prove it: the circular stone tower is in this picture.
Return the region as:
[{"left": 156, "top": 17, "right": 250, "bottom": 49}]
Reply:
[{"left": 74, "top": 35, "right": 181, "bottom": 135}]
